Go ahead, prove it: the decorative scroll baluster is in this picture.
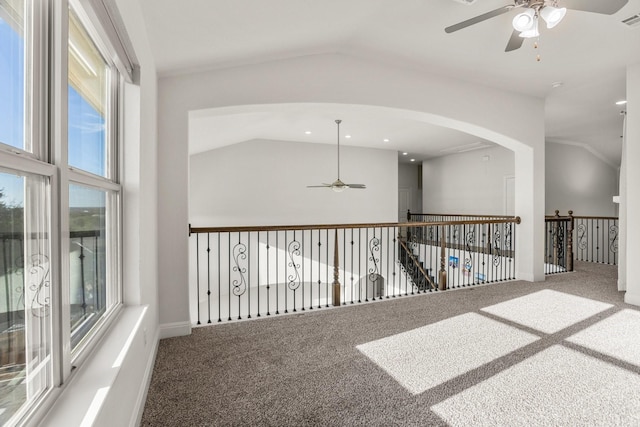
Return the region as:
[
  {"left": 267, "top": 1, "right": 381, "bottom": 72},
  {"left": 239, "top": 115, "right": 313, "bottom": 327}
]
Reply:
[
  {"left": 439, "top": 226, "right": 447, "bottom": 291},
  {"left": 332, "top": 229, "right": 340, "bottom": 307},
  {"left": 368, "top": 230, "right": 380, "bottom": 300},
  {"left": 232, "top": 233, "right": 248, "bottom": 320},
  {"left": 287, "top": 231, "right": 301, "bottom": 313}
]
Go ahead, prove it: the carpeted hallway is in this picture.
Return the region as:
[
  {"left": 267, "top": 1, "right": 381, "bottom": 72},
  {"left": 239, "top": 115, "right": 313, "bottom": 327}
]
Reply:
[{"left": 141, "top": 262, "right": 640, "bottom": 426}]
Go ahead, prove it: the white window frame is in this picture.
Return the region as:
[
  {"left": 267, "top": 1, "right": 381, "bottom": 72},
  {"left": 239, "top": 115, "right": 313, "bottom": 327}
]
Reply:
[
  {"left": 0, "top": 0, "right": 128, "bottom": 424},
  {"left": 63, "top": 0, "right": 124, "bottom": 364}
]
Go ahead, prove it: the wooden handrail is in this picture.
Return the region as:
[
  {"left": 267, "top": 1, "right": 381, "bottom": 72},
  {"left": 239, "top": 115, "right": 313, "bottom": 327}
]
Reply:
[
  {"left": 409, "top": 212, "right": 514, "bottom": 218},
  {"left": 572, "top": 215, "right": 619, "bottom": 220},
  {"left": 189, "top": 217, "right": 521, "bottom": 234},
  {"left": 398, "top": 238, "right": 436, "bottom": 291}
]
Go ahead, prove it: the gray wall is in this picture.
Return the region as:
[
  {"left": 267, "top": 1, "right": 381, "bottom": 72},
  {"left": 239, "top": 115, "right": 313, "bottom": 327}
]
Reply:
[
  {"left": 420, "top": 142, "right": 619, "bottom": 218},
  {"left": 422, "top": 146, "right": 515, "bottom": 215},
  {"left": 189, "top": 139, "right": 399, "bottom": 226},
  {"left": 398, "top": 163, "right": 423, "bottom": 220},
  {"left": 545, "top": 142, "right": 618, "bottom": 216}
]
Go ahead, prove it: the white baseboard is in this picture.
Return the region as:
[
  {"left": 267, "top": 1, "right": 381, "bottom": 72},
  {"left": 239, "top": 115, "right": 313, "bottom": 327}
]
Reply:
[
  {"left": 624, "top": 292, "right": 640, "bottom": 307},
  {"left": 618, "top": 279, "right": 626, "bottom": 292},
  {"left": 159, "top": 321, "right": 192, "bottom": 339},
  {"left": 130, "top": 327, "right": 160, "bottom": 427}
]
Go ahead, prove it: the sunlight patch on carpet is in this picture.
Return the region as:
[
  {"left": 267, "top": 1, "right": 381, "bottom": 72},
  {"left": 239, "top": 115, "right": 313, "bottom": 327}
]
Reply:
[
  {"left": 567, "top": 309, "right": 640, "bottom": 367},
  {"left": 431, "top": 345, "right": 640, "bottom": 426},
  {"left": 356, "top": 312, "right": 538, "bottom": 395},
  {"left": 481, "top": 289, "right": 612, "bottom": 334}
]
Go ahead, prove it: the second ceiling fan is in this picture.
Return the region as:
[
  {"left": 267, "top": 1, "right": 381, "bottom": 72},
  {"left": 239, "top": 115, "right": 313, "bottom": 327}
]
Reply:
[{"left": 445, "top": 0, "right": 629, "bottom": 52}]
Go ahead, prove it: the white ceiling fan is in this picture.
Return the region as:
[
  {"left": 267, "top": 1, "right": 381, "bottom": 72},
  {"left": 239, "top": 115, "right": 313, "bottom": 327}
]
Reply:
[
  {"left": 307, "top": 119, "right": 366, "bottom": 192},
  {"left": 445, "top": 0, "right": 629, "bottom": 52}
]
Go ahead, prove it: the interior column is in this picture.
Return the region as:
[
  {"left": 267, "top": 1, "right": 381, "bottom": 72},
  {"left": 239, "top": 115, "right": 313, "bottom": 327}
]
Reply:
[{"left": 624, "top": 63, "right": 640, "bottom": 305}]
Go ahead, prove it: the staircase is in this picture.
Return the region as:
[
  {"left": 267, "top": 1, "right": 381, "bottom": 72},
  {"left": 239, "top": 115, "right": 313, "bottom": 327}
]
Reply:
[{"left": 398, "top": 239, "right": 436, "bottom": 292}]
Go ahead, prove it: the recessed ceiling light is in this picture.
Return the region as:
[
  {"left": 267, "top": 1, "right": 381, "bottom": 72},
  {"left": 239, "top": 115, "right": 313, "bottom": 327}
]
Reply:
[
  {"left": 345, "top": 135, "right": 351, "bottom": 139},
  {"left": 616, "top": 100, "right": 627, "bottom": 105},
  {"left": 402, "top": 152, "right": 408, "bottom": 156},
  {"left": 383, "top": 138, "right": 390, "bottom": 142},
  {"left": 551, "top": 81, "right": 563, "bottom": 88},
  {"left": 304, "top": 131, "right": 312, "bottom": 135},
  {"left": 410, "top": 158, "right": 416, "bottom": 162}
]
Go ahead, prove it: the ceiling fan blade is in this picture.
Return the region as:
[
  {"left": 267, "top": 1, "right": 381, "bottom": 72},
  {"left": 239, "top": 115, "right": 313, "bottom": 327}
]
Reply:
[
  {"left": 505, "top": 29, "right": 525, "bottom": 52},
  {"left": 445, "top": 5, "right": 514, "bottom": 33},
  {"left": 346, "top": 184, "right": 366, "bottom": 189},
  {"left": 307, "top": 184, "right": 331, "bottom": 188},
  {"left": 562, "top": 0, "right": 628, "bottom": 15}
]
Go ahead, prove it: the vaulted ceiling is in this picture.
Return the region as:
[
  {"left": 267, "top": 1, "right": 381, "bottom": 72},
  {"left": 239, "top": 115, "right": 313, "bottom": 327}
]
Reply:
[{"left": 138, "top": 0, "right": 640, "bottom": 166}]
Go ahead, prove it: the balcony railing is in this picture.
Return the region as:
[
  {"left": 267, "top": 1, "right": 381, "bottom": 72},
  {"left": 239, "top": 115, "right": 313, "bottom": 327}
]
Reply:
[
  {"left": 574, "top": 215, "right": 619, "bottom": 265},
  {"left": 544, "top": 211, "right": 573, "bottom": 275},
  {"left": 189, "top": 217, "right": 520, "bottom": 324},
  {"left": 543, "top": 211, "right": 619, "bottom": 275},
  {"left": 0, "top": 229, "right": 101, "bottom": 405}
]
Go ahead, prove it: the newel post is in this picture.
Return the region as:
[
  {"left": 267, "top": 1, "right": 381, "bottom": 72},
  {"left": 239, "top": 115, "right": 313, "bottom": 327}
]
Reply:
[
  {"left": 332, "top": 229, "right": 341, "bottom": 306},
  {"left": 567, "top": 210, "right": 574, "bottom": 272},
  {"left": 407, "top": 209, "right": 411, "bottom": 221},
  {"left": 438, "top": 226, "right": 447, "bottom": 291}
]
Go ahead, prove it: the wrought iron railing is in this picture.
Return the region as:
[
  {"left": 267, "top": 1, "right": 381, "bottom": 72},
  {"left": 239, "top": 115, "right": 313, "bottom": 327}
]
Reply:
[
  {"left": 573, "top": 215, "right": 619, "bottom": 265},
  {"left": 544, "top": 211, "right": 573, "bottom": 275},
  {"left": 0, "top": 230, "right": 101, "bottom": 375},
  {"left": 544, "top": 211, "right": 619, "bottom": 274},
  {"left": 189, "top": 217, "right": 520, "bottom": 324}
]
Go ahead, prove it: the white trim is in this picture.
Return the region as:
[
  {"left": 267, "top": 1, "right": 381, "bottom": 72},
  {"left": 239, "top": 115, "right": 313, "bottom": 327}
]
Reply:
[
  {"left": 546, "top": 139, "right": 618, "bottom": 169},
  {"left": 0, "top": 149, "right": 56, "bottom": 177},
  {"left": 624, "top": 291, "right": 640, "bottom": 307},
  {"left": 160, "top": 321, "right": 192, "bottom": 339},
  {"left": 618, "top": 278, "right": 626, "bottom": 292},
  {"left": 130, "top": 327, "right": 160, "bottom": 426}
]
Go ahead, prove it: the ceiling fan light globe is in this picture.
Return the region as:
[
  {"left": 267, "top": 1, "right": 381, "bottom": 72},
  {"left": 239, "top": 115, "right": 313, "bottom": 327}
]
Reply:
[
  {"left": 540, "top": 6, "right": 566, "bottom": 29},
  {"left": 518, "top": 17, "right": 539, "bottom": 38},
  {"left": 512, "top": 9, "right": 535, "bottom": 32},
  {"left": 332, "top": 185, "right": 348, "bottom": 193}
]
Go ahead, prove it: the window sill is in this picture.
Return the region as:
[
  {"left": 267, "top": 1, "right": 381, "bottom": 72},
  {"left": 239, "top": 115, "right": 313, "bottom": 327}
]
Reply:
[{"left": 37, "top": 305, "right": 155, "bottom": 427}]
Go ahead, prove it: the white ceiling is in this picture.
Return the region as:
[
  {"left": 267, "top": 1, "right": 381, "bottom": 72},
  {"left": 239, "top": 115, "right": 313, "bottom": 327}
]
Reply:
[{"left": 138, "top": 0, "right": 640, "bottom": 165}]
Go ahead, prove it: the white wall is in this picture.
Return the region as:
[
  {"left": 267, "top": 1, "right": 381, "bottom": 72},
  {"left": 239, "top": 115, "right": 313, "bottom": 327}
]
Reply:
[
  {"left": 189, "top": 139, "right": 398, "bottom": 226},
  {"left": 398, "top": 163, "right": 422, "bottom": 220},
  {"left": 158, "top": 52, "right": 545, "bottom": 336},
  {"left": 421, "top": 146, "right": 515, "bottom": 215},
  {"left": 545, "top": 142, "right": 618, "bottom": 217}
]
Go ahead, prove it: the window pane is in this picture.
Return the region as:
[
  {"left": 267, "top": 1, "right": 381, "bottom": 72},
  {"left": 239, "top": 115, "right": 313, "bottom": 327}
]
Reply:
[
  {"left": 0, "top": 1, "right": 26, "bottom": 151},
  {"left": 69, "top": 184, "right": 107, "bottom": 349},
  {"left": 0, "top": 170, "right": 51, "bottom": 425},
  {"left": 68, "top": 7, "right": 109, "bottom": 177}
]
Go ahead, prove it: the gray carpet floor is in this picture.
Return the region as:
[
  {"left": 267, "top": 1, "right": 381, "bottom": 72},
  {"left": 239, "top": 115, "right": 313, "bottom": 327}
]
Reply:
[{"left": 141, "top": 262, "right": 640, "bottom": 426}]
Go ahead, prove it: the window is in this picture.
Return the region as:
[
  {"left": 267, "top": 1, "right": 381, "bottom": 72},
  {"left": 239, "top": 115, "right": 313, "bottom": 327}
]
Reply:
[
  {"left": 0, "top": 1, "right": 25, "bottom": 152},
  {"left": 67, "top": 4, "right": 121, "bottom": 352},
  {"left": 0, "top": 1, "right": 126, "bottom": 424},
  {"left": 0, "top": 170, "right": 51, "bottom": 426}
]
